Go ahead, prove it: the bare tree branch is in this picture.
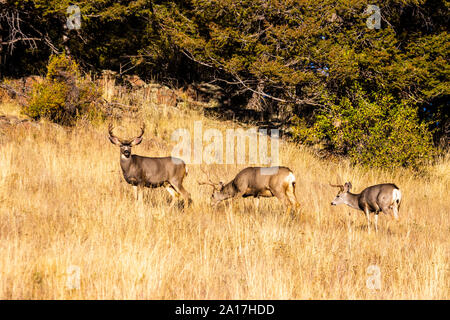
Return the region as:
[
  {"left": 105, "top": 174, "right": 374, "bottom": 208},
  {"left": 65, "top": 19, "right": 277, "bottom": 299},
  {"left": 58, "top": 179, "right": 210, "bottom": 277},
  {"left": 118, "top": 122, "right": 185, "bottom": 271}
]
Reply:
[{"left": 0, "top": 10, "right": 39, "bottom": 54}]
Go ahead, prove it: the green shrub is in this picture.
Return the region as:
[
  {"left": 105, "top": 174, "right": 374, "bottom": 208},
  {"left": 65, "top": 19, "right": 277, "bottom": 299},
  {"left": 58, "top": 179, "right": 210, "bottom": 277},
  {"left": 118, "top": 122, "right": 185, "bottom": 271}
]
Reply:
[
  {"left": 292, "top": 86, "right": 435, "bottom": 169},
  {"left": 23, "top": 53, "right": 102, "bottom": 125},
  {"left": 25, "top": 81, "right": 69, "bottom": 123},
  {"left": 46, "top": 52, "right": 80, "bottom": 81}
]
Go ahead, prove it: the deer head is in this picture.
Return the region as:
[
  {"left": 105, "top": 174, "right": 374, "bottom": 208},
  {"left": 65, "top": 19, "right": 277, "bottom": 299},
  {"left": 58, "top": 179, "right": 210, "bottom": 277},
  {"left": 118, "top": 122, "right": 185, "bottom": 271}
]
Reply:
[
  {"left": 330, "top": 182, "right": 352, "bottom": 206},
  {"left": 197, "top": 168, "right": 226, "bottom": 204},
  {"left": 108, "top": 123, "right": 145, "bottom": 158}
]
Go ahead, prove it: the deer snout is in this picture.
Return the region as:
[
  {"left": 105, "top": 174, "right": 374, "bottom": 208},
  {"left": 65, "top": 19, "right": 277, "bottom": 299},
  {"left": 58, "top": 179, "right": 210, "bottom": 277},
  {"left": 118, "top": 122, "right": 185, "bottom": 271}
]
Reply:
[
  {"left": 123, "top": 150, "right": 131, "bottom": 157},
  {"left": 210, "top": 196, "right": 220, "bottom": 207},
  {"left": 331, "top": 202, "right": 336, "bottom": 206}
]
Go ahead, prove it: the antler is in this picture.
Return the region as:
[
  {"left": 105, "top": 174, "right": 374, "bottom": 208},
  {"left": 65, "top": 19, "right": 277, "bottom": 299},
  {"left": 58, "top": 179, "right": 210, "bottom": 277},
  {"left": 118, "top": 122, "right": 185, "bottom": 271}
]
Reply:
[
  {"left": 108, "top": 123, "right": 115, "bottom": 137},
  {"left": 109, "top": 123, "right": 145, "bottom": 144},
  {"left": 108, "top": 123, "right": 125, "bottom": 144},
  {"left": 197, "top": 167, "right": 220, "bottom": 190},
  {"left": 197, "top": 180, "right": 218, "bottom": 187},
  {"left": 135, "top": 123, "right": 145, "bottom": 139},
  {"left": 329, "top": 182, "right": 344, "bottom": 192}
]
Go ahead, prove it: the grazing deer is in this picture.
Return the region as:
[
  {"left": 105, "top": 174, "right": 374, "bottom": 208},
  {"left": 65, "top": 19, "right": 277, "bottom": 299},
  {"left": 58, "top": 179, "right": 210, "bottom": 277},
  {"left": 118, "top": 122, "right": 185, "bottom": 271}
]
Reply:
[
  {"left": 108, "top": 123, "right": 192, "bottom": 208},
  {"left": 330, "top": 182, "right": 402, "bottom": 233},
  {"left": 198, "top": 166, "right": 300, "bottom": 215}
]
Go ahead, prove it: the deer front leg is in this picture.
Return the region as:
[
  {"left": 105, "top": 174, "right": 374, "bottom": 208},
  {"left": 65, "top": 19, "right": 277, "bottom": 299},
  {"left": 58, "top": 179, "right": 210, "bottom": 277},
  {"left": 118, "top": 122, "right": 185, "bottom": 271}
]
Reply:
[
  {"left": 133, "top": 185, "right": 145, "bottom": 206},
  {"left": 254, "top": 198, "right": 260, "bottom": 213},
  {"left": 133, "top": 186, "right": 137, "bottom": 200},
  {"left": 227, "top": 199, "right": 233, "bottom": 214},
  {"left": 223, "top": 190, "right": 247, "bottom": 213},
  {"left": 364, "top": 208, "right": 371, "bottom": 234},
  {"left": 374, "top": 213, "right": 379, "bottom": 233},
  {"left": 134, "top": 185, "right": 142, "bottom": 202}
]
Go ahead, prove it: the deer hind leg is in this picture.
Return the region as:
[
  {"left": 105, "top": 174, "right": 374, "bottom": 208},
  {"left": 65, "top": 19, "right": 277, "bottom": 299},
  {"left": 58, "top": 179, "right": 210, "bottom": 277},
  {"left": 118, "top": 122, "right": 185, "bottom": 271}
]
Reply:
[
  {"left": 178, "top": 184, "right": 193, "bottom": 207},
  {"left": 169, "top": 180, "right": 192, "bottom": 208},
  {"left": 381, "top": 203, "right": 397, "bottom": 224},
  {"left": 165, "top": 185, "right": 180, "bottom": 208},
  {"left": 390, "top": 201, "right": 400, "bottom": 221},
  {"left": 392, "top": 205, "right": 399, "bottom": 221},
  {"left": 286, "top": 182, "right": 300, "bottom": 214},
  {"left": 272, "top": 187, "right": 292, "bottom": 216}
]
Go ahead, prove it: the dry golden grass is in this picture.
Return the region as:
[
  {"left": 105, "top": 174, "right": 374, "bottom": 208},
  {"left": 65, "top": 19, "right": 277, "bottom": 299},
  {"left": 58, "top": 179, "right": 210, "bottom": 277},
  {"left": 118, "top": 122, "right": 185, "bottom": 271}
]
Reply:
[{"left": 0, "top": 96, "right": 448, "bottom": 299}]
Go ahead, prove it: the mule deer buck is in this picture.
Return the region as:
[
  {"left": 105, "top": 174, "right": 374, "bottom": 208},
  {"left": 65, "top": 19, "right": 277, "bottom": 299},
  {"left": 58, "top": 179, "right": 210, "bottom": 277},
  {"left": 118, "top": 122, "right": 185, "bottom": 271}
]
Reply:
[
  {"left": 198, "top": 166, "right": 300, "bottom": 215},
  {"left": 330, "top": 182, "right": 402, "bottom": 233},
  {"left": 108, "top": 123, "right": 192, "bottom": 208}
]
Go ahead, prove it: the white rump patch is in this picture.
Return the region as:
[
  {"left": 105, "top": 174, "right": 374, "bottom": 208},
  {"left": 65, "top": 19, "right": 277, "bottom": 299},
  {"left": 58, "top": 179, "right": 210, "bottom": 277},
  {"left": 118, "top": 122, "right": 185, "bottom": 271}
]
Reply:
[
  {"left": 286, "top": 172, "right": 296, "bottom": 184},
  {"left": 392, "top": 188, "right": 402, "bottom": 220},
  {"left": 392, "top": 189, "right": 402, "bottom": 203}
]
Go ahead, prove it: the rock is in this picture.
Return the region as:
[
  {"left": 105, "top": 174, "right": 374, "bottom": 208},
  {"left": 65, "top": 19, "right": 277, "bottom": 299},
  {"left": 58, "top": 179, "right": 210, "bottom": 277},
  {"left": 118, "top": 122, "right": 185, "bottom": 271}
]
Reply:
[{"left": 123, "top": 74, "right": 146, "bottom": 89}]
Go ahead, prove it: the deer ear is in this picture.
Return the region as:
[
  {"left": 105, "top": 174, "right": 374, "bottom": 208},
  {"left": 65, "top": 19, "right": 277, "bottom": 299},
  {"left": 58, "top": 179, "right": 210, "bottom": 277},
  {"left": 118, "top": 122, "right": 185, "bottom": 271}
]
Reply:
[
  {"left": 109, "top": 136, "right": 121, "bottom": 145},
  {"left": 219, "top": 182, "right": 224, "bottom": 190},
  {"left": 130, "top": 137, "right": 143, "bottom": 146},
  {"left": 344, "top": 182, "right": 352, "bottom": 191}
]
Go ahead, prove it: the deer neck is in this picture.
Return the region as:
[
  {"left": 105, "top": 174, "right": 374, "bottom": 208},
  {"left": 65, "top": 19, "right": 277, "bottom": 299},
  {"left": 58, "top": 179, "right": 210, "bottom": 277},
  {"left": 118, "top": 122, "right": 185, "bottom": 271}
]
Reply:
[
  {"left": 120, "top": 154, "right": 133, "bottom": 172},
  {"left": 225, "top": 182, "right": 237, "bottom": 197},
  {"left": 345, "top": 192, "right": 361, "bottom": 210}
]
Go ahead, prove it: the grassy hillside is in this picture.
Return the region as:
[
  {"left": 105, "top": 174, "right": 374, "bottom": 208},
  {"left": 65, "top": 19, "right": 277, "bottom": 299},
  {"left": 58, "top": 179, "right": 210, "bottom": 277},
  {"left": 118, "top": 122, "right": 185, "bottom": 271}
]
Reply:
[{"left": 0, "top": 91, "right": 448, "bottom": 299}]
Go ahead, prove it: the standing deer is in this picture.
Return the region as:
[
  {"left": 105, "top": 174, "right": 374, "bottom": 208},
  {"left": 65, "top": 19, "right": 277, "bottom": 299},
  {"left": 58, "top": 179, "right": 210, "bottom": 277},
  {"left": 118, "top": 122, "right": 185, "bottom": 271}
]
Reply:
[
  {"left": 108, "top": 123, "right": 192, "bottom": 208},
  {"left": 330, "top": 182, "right": 402, "bottom": 233},
  {"left": 198, "top": 166, "right": 300, "bottom": 215}
]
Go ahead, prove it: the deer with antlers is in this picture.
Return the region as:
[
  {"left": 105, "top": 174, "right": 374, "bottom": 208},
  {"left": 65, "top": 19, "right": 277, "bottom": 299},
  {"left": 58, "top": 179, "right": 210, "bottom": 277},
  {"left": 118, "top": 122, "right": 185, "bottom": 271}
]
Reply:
[
  {"left": 329, "top": 182, "right": 402, "bottom": 233},
  {"left": 108, "top": 123, "right": 192, "bottom": 208},
  {"left": 198, "top": 166, "right": 300, "bottom": 215}
]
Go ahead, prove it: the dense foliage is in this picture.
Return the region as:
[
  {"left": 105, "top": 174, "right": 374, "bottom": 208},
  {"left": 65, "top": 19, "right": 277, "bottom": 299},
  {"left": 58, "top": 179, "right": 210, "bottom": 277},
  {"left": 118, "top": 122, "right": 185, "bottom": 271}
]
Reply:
[
  {"left": 1, "top": 0, "right": 448, "bottom": 167},
  {"left": 24, "top": 53, "right": 101, "bottom": 125},
  {"left": 292, "top": 84, "right": 435, "bottom": 168}
]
